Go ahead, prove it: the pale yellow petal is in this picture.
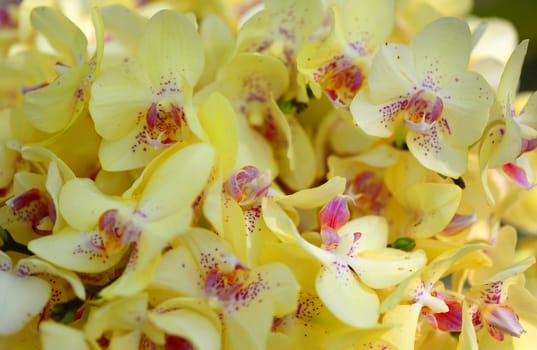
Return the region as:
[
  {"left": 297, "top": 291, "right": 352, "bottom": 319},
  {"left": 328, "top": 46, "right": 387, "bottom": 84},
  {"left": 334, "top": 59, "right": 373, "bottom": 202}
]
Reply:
[
  {"left": 458, "top": 301, "right": 479, "bottom": 350},
  {"left": 278, "top": 115, "right": 315, "bottom": 190},
  {"left": 85, "top": 294, "right": 148, "bottom": 339},
  {"left": 316, "top": 262, "right": 379, "bottom": 328},
  {"left": 0, "top": 272, "right": 50, "bottom": 336},
  {"left": 380, "top": 305, "right": 421, "bottom": 350},
  {"left": 150, "top": 246, "right": 204, "bottom": 298},
  {"left": 60, "top": 178, "right": 135, "bottom": 231},
  {"left": 197, "top": 92, "right": 238, "bottom": 179},
  {"left": 18, "top": 257, "right": 85, "bottom": 300},
  {"left": 276, "top": 176, "right": 346, "bottom": 209},
  {"left": 224, "top": 300, "right": 273, "bottom": 350},
  {"left": 148, "top": 308, "right": 221, "bottom": 350},
  {"left": 40, "top": 322, "right": 90, "bottom": 350},
  {"left": 28, "top": 228, "right": 126, "bottom": 273},
  {"left": 30, "top": 6, "right": 87, "bottom": 65},
  {"left": 139, "top": 10, "right": 204, "bottom": 87},
  {"left": 98, "top": 121, "right": 164, "bottom": 171},
  {"left": 137, "top": 143, "right": 214, "bottom": 222},
  {"left": 339, "top": 215, "right": 389, "bottom": 252},
  {"left": 90, "top": 61, "right": 153, "bottom": 140},
  {"left": 412, "top": 17, "right": 471, "bottom": 89},
  {"left": 406, "top": 183, "right": 462, "bottom": 238},
  {"left": 24, "top": 63, "right": 90, "bottom": 133},
  {"left": 348, "top": 248, "right": 427, "bottom": 289}
]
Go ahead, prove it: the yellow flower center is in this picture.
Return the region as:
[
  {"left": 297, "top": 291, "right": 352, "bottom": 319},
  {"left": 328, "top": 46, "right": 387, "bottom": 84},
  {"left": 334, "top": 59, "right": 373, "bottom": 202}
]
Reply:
[
  {"left": 8, "top": 188, "right": 55, "bottom": 236},
  {"left": 97, "top": 209, "right": 140, "bottom": 256},
  {"left": 145, "top": 101, "right": 188, "bottom": 148},
  {"left": 404, "top": 89, "right": 444, "bottom": 134},
  {"left": 314, "top": 55, "right": 364, "bottom": 107}
]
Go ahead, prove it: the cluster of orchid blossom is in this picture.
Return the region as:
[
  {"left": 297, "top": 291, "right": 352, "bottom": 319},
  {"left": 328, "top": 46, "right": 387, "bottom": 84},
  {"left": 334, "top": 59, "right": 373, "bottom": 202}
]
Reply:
[{"left": 1, "top": 0, "right": 537, "bottom": 349}]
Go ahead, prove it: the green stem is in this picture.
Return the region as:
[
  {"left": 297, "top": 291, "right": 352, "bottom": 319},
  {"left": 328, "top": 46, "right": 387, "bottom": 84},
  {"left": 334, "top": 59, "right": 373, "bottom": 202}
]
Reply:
[{"left": 0, "top": 227, "right": 32, "bottom": 255}]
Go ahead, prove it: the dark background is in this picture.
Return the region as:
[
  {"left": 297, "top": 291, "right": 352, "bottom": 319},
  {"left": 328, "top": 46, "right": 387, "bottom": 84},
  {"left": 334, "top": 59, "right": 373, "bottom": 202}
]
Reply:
[{"left": 474, "top": 0, "right": 537, "bottom": 91}]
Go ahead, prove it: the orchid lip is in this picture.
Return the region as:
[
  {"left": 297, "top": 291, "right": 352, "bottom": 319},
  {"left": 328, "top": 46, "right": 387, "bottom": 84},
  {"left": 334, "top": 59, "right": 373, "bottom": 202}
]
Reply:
[
  {"left": 404, "top": 89, "right": 444, "bottom": 134},
  {"left": 144, "top": 101, "right": 187, "bottom": 147},
  {"left": 224, "top": 166, "right": 272, "bottom": 206}
]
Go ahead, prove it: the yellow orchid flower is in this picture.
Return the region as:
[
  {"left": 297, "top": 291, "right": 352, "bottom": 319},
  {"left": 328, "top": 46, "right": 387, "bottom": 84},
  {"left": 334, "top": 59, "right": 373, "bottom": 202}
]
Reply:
[
  {"left": 0, "top": 146, "right": 75, "bottom": 265},
  {"left": 197, "top": 53, "right": 316, "bottom": 190},
  {"left": 28, "top": 143, "right": 215, "bottom": 299},
  {"left": 89, "top": 9, "right": 205, "bottom": 171},
  {"left": 260, "top": 239, "right": 358, "bottom": 349},
  {"left": 83, "top": 293, "right": 221, "bottom": 350},
  {"left": 6, "top": 6, "right": 104, "bottom": 178},
  {"left": 480, "top": 40, "right": 537, "bottom": 203},
  {"left": 449, "top": 225, "right": 536, "bottom": 345},
  {"left": 150, "top": 228, "right": 299, "bottom": 350},
  {"left": 351, "top": 17, "right": 493, "bottom": 178},
  {"left": 0, "top": 250, "right": 86, "bottom": 338},
  {"left": 22, "top": 6, "right": 103, "bottom": 134},
  {"left": 266, "top": 191, "right": 426, "bottom": 328},
  {"left": 378, "top": 244, "right": 487, "bottom": 348},
  {"left": 235, "top": 0, "right": 324, "bottom": 101},
  {"left": 196, "top": 53, "right": 287, "bottom": 177},
  {"left": 298, "top": 0, "right": 395, "bottom": 107}
]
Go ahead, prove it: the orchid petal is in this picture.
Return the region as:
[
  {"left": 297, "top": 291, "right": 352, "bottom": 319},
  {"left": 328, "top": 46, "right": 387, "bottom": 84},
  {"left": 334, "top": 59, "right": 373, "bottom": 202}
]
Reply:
[
  {"left": 98, "top": 121, "right": 164, "bottom": 171},
  {"left": 150, "top": 246, "right": 205, "bottom": 298},
  {"left": 100, "top": 5, "right": 147, "bottom": 57},
  {"left": 137, "top": 143, "right": 214, "bottom": 222},
  {"left": 60, "top": 178, "right": 135, "bottom": 231},
  {"left": 89, "top": 61, "right": 153, "bottom": 140},
  {"left": 276, "top": 176, "right": 346, "bottom": 209},
  {"left": 406, "top": 183, "right": 462, "bottom": 238},
  {"left": 316, "top": 262, "right": 379, "bottom": 328},
  {"left": 406, "top": 124, "right": 468, "bottom": 177},
  {"left": 224, "top": 300, "right": 273, "bottom": 350},
  {"left": 40, "top": 322, "right": 90, "bottom": 350},
  {"left": 278, "top": 116, "right": 316, "bottom": 191},
  {"left": 28, "top": 227, "right": 126, "bottom": 273},
  {"left": 0, "top": 270, "right": 50, "bottom": 336},
  {"left": 411, "top": 17, "right": 471, "bottom": 90},
  {"left": 198, "top": 92, "right": 238, "bottom": 179},
  {"left": 24, "top": 63, "right": 90, "bottom": 133},
  {"left": 351, "top": 90, "right": 407, "bottom": 138},
  {"left": 439, "top": 71, "right": 494, "bottom": 148},
  {"left": 379, "top": 305, "right": 421, "bottom": 350},
  {"left": 496, "top": 40, "right": 529, "bottom": 112},
  {"left": 339, "top": 215, "right": 388, "bottom": 252},
  {"left": 348, "top": 248, "right": 427, "bottom": 289},
  {"left": 367, "top": 43, "right": 417, "bottom": 103},
  {"left": 139, "top": 10, "right": 204, "bottom": 88},
  {"left": 459, "top": 301, "right": 479, "bottom": 350},
  {"left": 85, "top": 294, "right": 148, "bottom": 340},
  {"left": 30, "top": 6, "right": 87, "bottom": 65},
  {"left": 18, "top": 257, "right": 86, "bottom": 300},
  {"left": 148, "top": 307, "right": 221, "bottom": 350}
]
